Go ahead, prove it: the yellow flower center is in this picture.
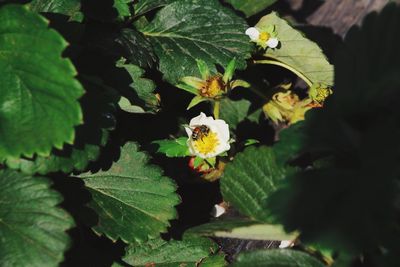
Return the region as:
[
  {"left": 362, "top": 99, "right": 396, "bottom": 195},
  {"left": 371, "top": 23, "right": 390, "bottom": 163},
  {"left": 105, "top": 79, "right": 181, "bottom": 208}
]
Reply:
[
  {"left": 314, "top": 88, "right": 333, "bottom": 104},
  {"left": 200, "top": 75, "right": 225, "bottom": 98},
  {"left": 192, "top": 131, "right": 220, "bottom": 156},
  {"left": 259, "top": 32, "right": 270, "bottom": 42}
]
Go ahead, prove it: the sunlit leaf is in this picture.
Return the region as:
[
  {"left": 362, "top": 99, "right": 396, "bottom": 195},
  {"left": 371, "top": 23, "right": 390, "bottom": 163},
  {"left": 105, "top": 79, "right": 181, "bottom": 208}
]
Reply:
[
  {"left": 122, "top": 236, "right": 221, "bottom": 266},
  {"left": 78, "top": 142, "right": 180, "bottom": 243},
  {"left": 140, "top": 0, "right": 252, "bottom": 84},
  {"left": 224, "top": 0, "right": 277, "bottom": 17},
  {"left": 233, "top": 249, "right": 325, "bottom": 267},
  {"left": 221, "top": 146, "right": 293, "bottom": 222},
  {"left": 0, "top": 5, "right": 84, "bottom": 160},
  {"left": 257, "top": 12, "right": 333, "bottom": 86}
]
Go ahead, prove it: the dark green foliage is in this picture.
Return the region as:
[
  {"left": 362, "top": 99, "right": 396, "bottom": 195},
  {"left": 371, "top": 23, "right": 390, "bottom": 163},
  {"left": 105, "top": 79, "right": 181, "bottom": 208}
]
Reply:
[
  {"left": 0, "top": 170, "right": 74, "bottom": 267},
  {"left": 268, "top": 4, "right": 400, "bottom": 262}
]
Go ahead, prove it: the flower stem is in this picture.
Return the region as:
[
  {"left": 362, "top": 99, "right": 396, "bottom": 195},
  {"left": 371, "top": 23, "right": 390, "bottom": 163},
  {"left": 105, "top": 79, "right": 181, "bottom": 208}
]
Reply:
[
  {"left": 254, "top": 59, "right": 313, "bottom": 88},
  {"left": 213, "top": 101, "right": 220, "bottom": 119}
]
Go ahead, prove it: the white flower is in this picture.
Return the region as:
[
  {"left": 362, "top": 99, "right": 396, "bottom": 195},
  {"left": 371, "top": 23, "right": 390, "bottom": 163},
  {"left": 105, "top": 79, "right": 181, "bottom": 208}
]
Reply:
[
  {"left": 245, "top": 27, "right": 279, "bottom": 49},
  {"left": 245, "top": 27, "right": 260, "bottom": 41},
  {"left": 266, "top": 37, "right": 279, "bottom": 48},
  {"left": 185, "top": 112, "right": 230, "bottom": 159}
]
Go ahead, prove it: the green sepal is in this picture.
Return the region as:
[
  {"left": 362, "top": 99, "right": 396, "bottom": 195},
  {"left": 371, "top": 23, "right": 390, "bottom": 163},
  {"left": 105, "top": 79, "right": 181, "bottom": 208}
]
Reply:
[
  {"left": 223, "top": 58, "right": 237, "bottom": 83},
  {"left": 153, "top": 137, "right": 191, "bottom": 158},
  {"left": 187, "top": 95, "right": 208, "bottom": 110},
  {"left": 230, "top": 79, "right": 251, "bottom": 89},
  {"left": 181, "top": 76, "right": 204, "bottom": 89},
  {"left": 205, "top": 157, "right": 217, "bottom": 168},
  {"left": 196, "top": 59, "right": 211, "bottom": 80},
  {"left": 193, "top": 156, "right": 204, "bottom": 168},
  {"left": 176, "top": 83, "right": 199, "bottom": 95},
  {"left": 244, "top": 139, "right": 260, "bottom": 146}
]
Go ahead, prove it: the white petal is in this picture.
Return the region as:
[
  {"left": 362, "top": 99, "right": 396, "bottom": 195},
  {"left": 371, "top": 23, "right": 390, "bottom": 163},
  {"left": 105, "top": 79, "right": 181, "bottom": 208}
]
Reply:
[
  {"left": 187, "top": 139, "right": 196, "bottom": 155},
  {"left": 185, "top": 126, "right": 193, "bottom": 138},
  {"left": 213, "top": 119, "right": 230, "bottom": 142},
  {"left": 279, "top": 240, "right": 293, "bottom": 248},
  {"left": 189, "top": 112, "right": 207, "bottom": 126},
  {"left": 266, "top": 38, "right": 279, "bottom": 48},
  {"left": 245, "top": 27, "right": 260, "bottom": 41},
  {"left": 211, "top": 204, "right": 226, "bottom": 217}
]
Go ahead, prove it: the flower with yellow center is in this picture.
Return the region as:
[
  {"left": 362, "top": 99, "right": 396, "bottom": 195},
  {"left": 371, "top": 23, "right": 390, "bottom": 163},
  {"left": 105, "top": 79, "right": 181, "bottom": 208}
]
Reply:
[
  {"left": 245, "top": 26, "right": 279, "bottom": 49},
  {"left": 176, "top": 58, "right": 250, "bottom": 110},
  {"left": 185, "top": 112, "right": 230, "bottom": 159},
  {"left": 309, "top": 84, "right": 333, "bottom": 106},
  {"left": 200, "top": 75, "right": 225, "bottom": 98}
]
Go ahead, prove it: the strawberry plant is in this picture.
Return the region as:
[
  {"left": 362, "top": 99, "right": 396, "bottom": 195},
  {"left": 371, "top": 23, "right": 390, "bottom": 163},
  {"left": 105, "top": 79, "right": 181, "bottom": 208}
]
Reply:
[{"left": 0, "top": 0, "right": 399, "bottom": 266}]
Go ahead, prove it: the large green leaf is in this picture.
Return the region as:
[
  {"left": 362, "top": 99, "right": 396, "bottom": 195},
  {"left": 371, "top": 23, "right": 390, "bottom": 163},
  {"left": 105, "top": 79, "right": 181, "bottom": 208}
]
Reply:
[
  {"left": 221, "top": 146, "right": 292, "bottom": 222},
  {"left": 257, "top": 12, "right": 333, "bottom": 86},
  {"left": 122, "top": 236, "right": 223, "bottom": 266},
  {"left": 0, "top": 5, "right": 84, "bottom": 160},
  {"left": 232, "top": 249, "right": 325, "bottom": 267},
  {"left": 140, "top": 0, "right": 252, "bottom": 84},
  {"left": 29, "top": 0, "right": 83, "bottom": 21},
  {"left": 187, "top": 219, "right": 297, "bottom": 241},
  {"left": 78, "top": 142, "right": 180, "bottom": 243},
  {"left": 220, "top": 98, "right": 251, "bottom": 130},
  {"left": 134, "top": 0, "right": 176, "bottom": 17},
  {"left": 0, "top": 170, "right": 74, "bottom": 267},
  {"left": 4, "top": 79, "right": 116, "bottom": 175},
  {"left": 115, "top": 29, "right": 158, "bottom": 69},
  {"left": 274, "top": 121, "right": 306, "bottom": 165},
  {"left": 224, "top": 0, "right": 277, "bottom": 17}
]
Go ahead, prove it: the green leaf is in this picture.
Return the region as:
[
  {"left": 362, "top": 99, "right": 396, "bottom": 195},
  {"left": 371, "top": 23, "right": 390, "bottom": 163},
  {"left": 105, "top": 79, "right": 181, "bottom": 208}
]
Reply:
[
  {"left": 274, "top": 121, "right": 306, "bottom": 165},
  {"left": 153, "top": 137, "right": 191, "bottom": 157},
  {"left": 221, "top": 146, "right": 292, "bottom": 222},
  {"left": 78, "top": 142, "right": 180, "bottom": 243},
  {"left": 232, "top": 249, "right": 325, "bottom": 267},
  {"left": 257, "top": 12, "right": 333, "bottom": 86},
  {"left": 200, "top": 254, "right": 227, "bottom": 267},
  {"left": 140, "top": 0, "right": 252, "bottom": 84},
  {"left": 5, "top": 136, "right": 104, "bottom": 175},
  {"left": 114, "top": 0, "right": 131, "bottom": 19},
  {"left": 134, "top": 0, "right": 176, "bottom": 17},
  {"left": 115, "top": 60, "right": 160, "bottom": 113},
  {"left": 115, "top": 29, "right": 158, "bottom": 69},
  {"left": 29, "top": 0, "right": 83, "bottom": 21},
  {"left": 187, "top": 219, "right": 297, "bottom": 241},
  {"left": 122, "top": 236, "right": 220, "bottom": 266},
  {"left": 0, "top": 5, "right": 84, "bottom": 160},
  {"left": 4, "top": 79, "right": 116, "bottom": 175},
  {"left": 0, "top": 170, "right": 74, "bottom": 267},
  {"left": 219, "top": 98, "right": 251, "bottom": 130},
  {"left": 224, "top": 0, "right": 277, "bottom": 17}
]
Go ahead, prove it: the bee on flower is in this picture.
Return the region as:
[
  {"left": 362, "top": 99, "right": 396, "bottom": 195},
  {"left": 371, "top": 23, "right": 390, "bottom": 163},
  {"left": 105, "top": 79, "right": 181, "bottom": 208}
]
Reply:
[
  {"left": 185, "top": 112, "right": 230, "bottom": 159},
  {"left": 245, "top": 25, "right": 279, "bottom": 49}
]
